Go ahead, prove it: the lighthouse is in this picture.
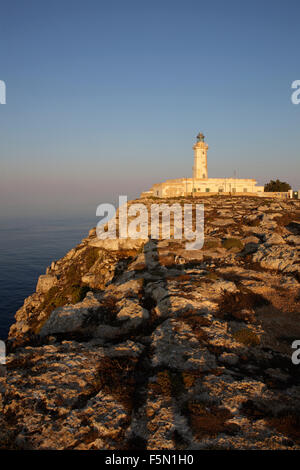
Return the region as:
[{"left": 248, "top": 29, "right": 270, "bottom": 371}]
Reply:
[
  {"left": 193, "top": 132, "right": 208, "bottom": 179},
  {"left": 142, "top": 131, "right": 265, "bottom": 198}
]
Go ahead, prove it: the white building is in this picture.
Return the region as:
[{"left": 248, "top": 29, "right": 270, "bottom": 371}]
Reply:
[{"left": 142, "top": 133, "right": 265, "bottom": 198}]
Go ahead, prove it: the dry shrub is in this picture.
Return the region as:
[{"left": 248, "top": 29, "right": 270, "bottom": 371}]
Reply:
[
  {"left": 97, "top": 356, "right": 136, "bottom": 413},
  {"left": 166, "top": 274, "right": 191, "bottom": 282},
  {"left": 182, "top": 371, "right": 204, "bottom": 389},
  {"left": 222, "top": 238, "right": 244, "bottom": 251},
  {"left": 177, "top": 313, "right": 210, "bottom": 342},
  {"left": 183, "top": 372, "right": 196, "bottom": 389},
  {"left": 274, "top": 213, "right": 295, "bottom": 228},
  {"left": 203, "top": 240, "right": 219, "bottom": 250},
  {"left": 267, "top": 414, "right": 300, "bottom": 445},
  {"left": 246, "top": 218, "right": 260, "bottom": 227},
  {"left": 65, "top": 263, "right": 82, "bottom": 285},
  {"left": 40, "top": 284, "right": 90, "bottom": 318},
  {"left": 218, "top": 290, "right": 269, "bottom": 322},
  {"left": 158, "top": 253, "right": 176, "bottom": 267},
  {"left": 206, "top": 272, "right": 219, "bottom": 280},
  {"left": 7, "top": 354, "right": 33, "bottom": 371},
  {"left": 70, "top": 285, "right": 89, "bottom": 303},
  {"left": 149, "top": 371, "right": 172, "bottom": 398},
  {"left": 188, "top": 402, "right": 236, "bottom": 439},
  {"left": 85, "top": 247, "right": 100, "bottom": 269},
  {"left": 233, "top": 328, "right": 260, "bottom": 346}
]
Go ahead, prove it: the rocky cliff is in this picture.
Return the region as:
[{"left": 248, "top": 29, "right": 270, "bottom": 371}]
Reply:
[{"left": 1, "top": 196, "right": 300, "bottom": 450}]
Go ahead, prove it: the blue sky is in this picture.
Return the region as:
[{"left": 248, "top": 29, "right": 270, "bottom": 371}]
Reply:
[{"left": 0, "top": 0, "right": 299, "bottom": 218}]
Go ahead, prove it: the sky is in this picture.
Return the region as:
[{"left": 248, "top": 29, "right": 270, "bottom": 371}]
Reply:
[{"left": 0, "top": 0, "right": 299, "bottom": 219}]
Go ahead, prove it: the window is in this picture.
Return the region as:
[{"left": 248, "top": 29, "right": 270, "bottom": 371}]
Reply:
[
  {"left": 218, "top": 188, "right": 224, "bottom": 193},
  {"left": 243, "top": 188, "right": 248, "bottom": 193},
  {"left": 205, "top": 188, "right": 210, "bottom": 193},
  {"left": 203, "top": 173, "right": 206, "bottom": 179}
]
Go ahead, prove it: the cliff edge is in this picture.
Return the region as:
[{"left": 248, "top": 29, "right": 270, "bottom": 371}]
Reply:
[{"left": 1, "top": 196, "right": 300, "bottom": 450}]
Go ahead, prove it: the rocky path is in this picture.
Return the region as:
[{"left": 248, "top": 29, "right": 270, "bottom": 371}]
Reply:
[{"left": 1, "top": 196, "right": 300, "bottom": 449}]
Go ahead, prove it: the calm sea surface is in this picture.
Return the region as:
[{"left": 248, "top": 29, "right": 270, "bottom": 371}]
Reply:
[{"left": 0, "top": 217, "right": 95, "bottom": 340}]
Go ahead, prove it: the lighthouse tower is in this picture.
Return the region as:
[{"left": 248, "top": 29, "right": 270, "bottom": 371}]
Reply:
[{"left": 193, "top": 132, "right": 208, "bottom": 179}]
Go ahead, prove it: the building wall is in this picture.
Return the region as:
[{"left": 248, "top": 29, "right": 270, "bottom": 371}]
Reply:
[
  {"left": 149, "top": 178, "right": 264, "bottom": 198},
  {"left": 262, "top": 192, "right": 291, "bottom": 199}
]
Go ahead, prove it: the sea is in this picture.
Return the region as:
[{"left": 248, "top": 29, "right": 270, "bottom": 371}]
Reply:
[{"left": 0, "top": 217, "right": 96, "bottom": 340}]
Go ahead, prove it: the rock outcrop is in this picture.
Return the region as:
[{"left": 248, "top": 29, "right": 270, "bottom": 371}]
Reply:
[{"left": 1, "top": 196, "right": 300, "bottom": 450}]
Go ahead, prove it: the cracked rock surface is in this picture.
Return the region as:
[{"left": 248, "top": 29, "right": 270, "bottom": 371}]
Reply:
[{"left": 1, "top": 196, "right": 300, "bottom": 450}]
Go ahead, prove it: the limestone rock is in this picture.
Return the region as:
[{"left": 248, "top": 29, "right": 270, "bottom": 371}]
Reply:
[
  {"left": 264, "top": 233, "right": 285, "bottom": 246},
  {"left": 36, "top": 274, "right": 58, "bottom": 294},
  {"left": 39, "top": 292, "right": 99, "bottom": 336},
  {"left": 219, "top": 352, "right": 239, "bottom": 366},
  {"left": 116, "top": 299, "right": 149, "bottom": 326},
  {"left": 151, "top": 319, "right": 217, "bottom": 371},
  {"left": 253, "top": 244, "right": 298, "bottom": 271},
  {"left": 286, "top": 235, "right": 300, "bottom": 245},
  {"left": 211, "top": 218, "right": 235, "bottom": 226},
  {"left": 4, "top": 195, "right": 300, "bottom": 450}
]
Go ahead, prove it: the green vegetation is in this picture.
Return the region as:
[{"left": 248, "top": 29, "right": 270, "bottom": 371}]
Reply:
[
  {"left": 203, "top": 240, "right": 219, "bottom": 250},
  {"left": 65, "top": 263, "right": 81, "bottom": 284},
  {"left": 70, "top": 285, "right": 90, "bottom": 303},
  {"left": 264, "top": 179, "right": 291, "bottom": 192},
  {"left": 222, "top": 238, "right": 243, "bottom": 251},
  {"left": 39, "top": 246, "right": 100, "bottom": 318},
  {"left": 85, "top": 247, "right": 100, "bottom": 269},
  {"left": 42, "top": 286, "right": 66, "bottom": 311},
  {"left": 41, "top": 283, "right": 90, "bottom": 314},
  {"left": 206, "top": 272, "right": 219, "bottom": 280}
]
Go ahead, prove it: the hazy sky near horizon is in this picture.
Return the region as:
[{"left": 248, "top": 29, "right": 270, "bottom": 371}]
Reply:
[{"left": 0, "top": 0, "right": 299, "bottom": 218}]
